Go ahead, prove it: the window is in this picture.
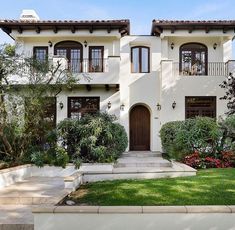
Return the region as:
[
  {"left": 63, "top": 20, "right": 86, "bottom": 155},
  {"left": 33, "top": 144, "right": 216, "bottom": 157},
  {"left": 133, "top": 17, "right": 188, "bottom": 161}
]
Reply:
[
  {"left": 54, "top": 41, "right": 83, "bottom": 73},
  {"left": 180, "top": 43, "right": 207, "bottom": 75},
  {"left": 89, "top": 46, "right": 104, "bottom": 72},
  {"left": 131, "top": 46, "right": 150, "bottom": 73},
  {"left": 33, "top": 47, "right": 48, "bottom": 62},
  {"left": 68, "top": 97, "right": 100, "bottom": 119},
  {"left": 185, "top": 96, "right": 216, "bottom": 119}
]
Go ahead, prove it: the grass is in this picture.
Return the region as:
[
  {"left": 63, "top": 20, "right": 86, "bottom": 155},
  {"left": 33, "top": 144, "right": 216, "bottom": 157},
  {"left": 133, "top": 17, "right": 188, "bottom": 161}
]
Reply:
[{"left": 66, "top": 168, "right": 235, "bottom": 206}]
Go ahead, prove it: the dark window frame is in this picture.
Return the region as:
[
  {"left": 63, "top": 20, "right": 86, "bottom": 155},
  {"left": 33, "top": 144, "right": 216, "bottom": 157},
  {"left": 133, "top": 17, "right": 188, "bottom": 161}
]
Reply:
[
  {"left": 33, "top": 46, "right": 48, "bottom": 61},
  {"left": 131, "top": 46, "right": 150, "bottom": 73},
  {"left": 179, "top": 42, "right": 208, "bottom": 76},
  {"left": 89, "top": 46, "right": 104, "bottom": 72},
  {"left": 185, "top": 96, "right": 216, "bottom": 119},
  {"left": 67, "top": 97, "right": 100, "bottom": 118},
  {"left": 54, "top": 41, "right": 83, "bottom": 72}
]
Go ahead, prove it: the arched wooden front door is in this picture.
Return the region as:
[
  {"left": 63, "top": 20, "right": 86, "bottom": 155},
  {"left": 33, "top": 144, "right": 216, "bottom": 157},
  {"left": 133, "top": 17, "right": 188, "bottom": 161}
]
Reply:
[{"left": 130, "top": 105, "right": 150, "bottom": 151}]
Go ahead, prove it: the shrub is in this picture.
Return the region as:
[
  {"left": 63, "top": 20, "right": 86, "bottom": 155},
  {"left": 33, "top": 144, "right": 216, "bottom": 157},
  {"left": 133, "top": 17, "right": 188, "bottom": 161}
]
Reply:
[
  {"left": 160, "top": 117, "right": 220, "bottom": 161},
  {"left": 159, "top": 121, "right": 184, "bottom": 159},
  {"left": 56, "top": 112, "right": 128, "bottom": 164}
]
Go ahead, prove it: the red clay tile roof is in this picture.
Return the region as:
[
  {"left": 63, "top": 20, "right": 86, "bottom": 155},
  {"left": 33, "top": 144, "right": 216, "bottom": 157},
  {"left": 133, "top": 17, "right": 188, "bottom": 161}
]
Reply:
[
  {"left": 0, "top": 19, "right": 130, "bottom": 37},
  {"left": 151, "top": 19, "right": 235, "bottom": 35}
]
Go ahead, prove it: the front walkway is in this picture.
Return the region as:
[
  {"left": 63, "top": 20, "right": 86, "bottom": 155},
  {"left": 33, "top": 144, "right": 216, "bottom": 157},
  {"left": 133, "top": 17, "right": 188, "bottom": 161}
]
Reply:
[{"left": 0, "top": 176, "right": 70, "bottom": 205}]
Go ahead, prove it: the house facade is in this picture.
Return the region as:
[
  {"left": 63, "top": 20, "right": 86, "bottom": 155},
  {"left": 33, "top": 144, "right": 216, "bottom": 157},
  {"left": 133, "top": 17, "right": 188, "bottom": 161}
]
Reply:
[{"left": 1, "top": 10, "right": 235, "bottom": 152}]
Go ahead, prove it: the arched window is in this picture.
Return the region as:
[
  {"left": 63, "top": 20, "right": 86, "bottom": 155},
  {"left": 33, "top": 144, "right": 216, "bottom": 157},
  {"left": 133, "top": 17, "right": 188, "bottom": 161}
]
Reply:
[
  {"left": 180, "top": 43, "right": 207, "bottom": 75},
  {"left": 54, "top": 41, "right": 83, "bottom": 73},
  {"left": 131, "top": 46, "right": 150, "bottom": 73}
]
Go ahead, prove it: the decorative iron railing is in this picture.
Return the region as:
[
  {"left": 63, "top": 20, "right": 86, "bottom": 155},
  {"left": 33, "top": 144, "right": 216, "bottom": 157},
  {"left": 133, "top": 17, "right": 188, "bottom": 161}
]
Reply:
[{"left": 173, "top": 62, "right": 235, "bottom": 76}]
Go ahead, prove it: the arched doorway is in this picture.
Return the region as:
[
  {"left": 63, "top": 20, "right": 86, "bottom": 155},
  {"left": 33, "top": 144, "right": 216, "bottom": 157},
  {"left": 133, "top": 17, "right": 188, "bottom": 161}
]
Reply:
[{"left": 130, "top": 105, "right": 150, "bottom": 151}]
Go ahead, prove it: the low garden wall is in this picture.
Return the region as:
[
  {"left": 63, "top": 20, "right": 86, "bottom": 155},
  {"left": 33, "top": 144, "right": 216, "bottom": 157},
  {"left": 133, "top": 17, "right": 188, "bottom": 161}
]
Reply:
[
  {"left": 0, "top": 164, "right": 78, "bottom": 189},
  {"left": 33, "top": 205, "right": 235, "bottom": 230}
]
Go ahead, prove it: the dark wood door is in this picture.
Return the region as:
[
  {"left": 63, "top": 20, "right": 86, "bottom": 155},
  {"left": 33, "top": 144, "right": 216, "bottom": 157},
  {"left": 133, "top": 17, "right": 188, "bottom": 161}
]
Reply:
[{"left": 130, "top": 105, "right": 150, "bottom": 151}]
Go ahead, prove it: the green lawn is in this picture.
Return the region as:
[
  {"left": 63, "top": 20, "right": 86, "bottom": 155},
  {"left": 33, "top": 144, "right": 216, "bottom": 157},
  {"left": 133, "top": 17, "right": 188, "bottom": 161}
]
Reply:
[{"left": 67, "top": 168, "right": 235, "bottom": 206}]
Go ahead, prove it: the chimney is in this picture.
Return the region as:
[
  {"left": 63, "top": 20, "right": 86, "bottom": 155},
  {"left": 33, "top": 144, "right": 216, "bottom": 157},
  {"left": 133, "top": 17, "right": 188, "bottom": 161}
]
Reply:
[{"left": 19, "top": 9, "right": 40, "bottom": 21}]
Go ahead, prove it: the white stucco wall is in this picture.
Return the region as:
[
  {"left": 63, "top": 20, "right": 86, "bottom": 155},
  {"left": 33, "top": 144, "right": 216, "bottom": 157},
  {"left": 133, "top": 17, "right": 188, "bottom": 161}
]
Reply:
[
  {"left": 11, "top": 28, "right": 234, "bottom": 152},
  {"left": 119, "top": 36, "right": 162, "bottom": 151},
  {"left": 56, "top": 87, "right": 120, "bottom": 123}
]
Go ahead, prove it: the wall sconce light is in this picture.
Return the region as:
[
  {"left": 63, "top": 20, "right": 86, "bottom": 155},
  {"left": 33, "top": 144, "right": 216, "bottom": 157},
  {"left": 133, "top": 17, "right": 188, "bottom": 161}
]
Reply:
[
  {"left": 84, "top": 40, "right": 88, "bottom": 47},
  {"left": 170, "top": 42, "right": 174, "bottom": 50},
  {"left": 107, "top": 101, "right": 111, "bottom": 109},
  {"left": 213, "top": 43, "right": 217, "bottom": 50},
  {"left": 120, "top": 103, "right": 125, "bottom": 111},
  {"left": 48, "top": 41, "right": 53, "bottom": 47},
  {"left": 157, "top": 103, "right": 161, "bottom": 111},
  {"left": 59, "top": 102, "right": 64, "bottom": 110},
  {"left": 172, "top": 101, "right": 176, "bottom": 109}
]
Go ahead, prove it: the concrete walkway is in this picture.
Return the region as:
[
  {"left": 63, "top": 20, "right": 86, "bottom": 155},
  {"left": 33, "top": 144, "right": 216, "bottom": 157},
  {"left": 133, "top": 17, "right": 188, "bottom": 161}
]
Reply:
[
  {"left": 0, "top": 177, "right": 71, "bottom": 205},
  {"left": 0, "top": 205, "right": 33, "bottom": 230}
]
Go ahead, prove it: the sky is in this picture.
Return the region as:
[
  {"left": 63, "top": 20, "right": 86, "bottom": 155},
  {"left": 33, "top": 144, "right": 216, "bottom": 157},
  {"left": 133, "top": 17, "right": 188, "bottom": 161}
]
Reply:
[{"left": 0, "top": 0, "right": 235, "bottom": 54}]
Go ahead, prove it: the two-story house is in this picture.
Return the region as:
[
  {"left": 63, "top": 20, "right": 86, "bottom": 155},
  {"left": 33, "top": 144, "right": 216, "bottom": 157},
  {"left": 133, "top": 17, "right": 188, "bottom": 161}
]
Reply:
[{"left": 1, "top": 10, "right": 234, "bottom": 152}]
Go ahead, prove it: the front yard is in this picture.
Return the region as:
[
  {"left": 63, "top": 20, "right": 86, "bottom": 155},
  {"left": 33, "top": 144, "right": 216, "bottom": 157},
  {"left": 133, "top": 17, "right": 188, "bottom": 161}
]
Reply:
[{"left": 66, "top": 168, "right": 235, "bottom": 206}]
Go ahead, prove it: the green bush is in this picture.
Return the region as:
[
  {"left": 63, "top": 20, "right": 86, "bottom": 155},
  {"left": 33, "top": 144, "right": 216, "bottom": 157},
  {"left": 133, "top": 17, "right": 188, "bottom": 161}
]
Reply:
[
  {"left": 160, "top": 117, "right": 220, "bottom": 160},
  {"left": 159, "top": 121, "right": 183, "bottom": 159},
  {"left": 56, "top": 112, "right": 128, "bottom": 164}
]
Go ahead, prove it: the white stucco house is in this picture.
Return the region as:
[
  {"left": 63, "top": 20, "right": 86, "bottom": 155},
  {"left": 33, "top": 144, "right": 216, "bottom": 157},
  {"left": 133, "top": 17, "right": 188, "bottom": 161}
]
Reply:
[{"left": 1, "top": 10, "right": 235, "bottom": 152}]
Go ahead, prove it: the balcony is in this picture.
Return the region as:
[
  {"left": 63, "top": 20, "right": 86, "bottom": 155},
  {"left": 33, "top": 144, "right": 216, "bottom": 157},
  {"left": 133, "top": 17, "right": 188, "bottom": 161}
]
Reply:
[
  {"left": 173, "top": 61, "right": 235, "bottom": 76},
  {"left": 11, "top": 56, "right": 120, "bottom": 85},
  {"left": 59, "top": 58, "right": 109, "bottom": 73}
]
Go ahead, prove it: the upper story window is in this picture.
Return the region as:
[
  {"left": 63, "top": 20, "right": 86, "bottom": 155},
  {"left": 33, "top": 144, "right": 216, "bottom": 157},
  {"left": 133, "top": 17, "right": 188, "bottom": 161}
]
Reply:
[
  {"left": 131, "top": 46, "right": 150, "bottom": 73},
  {"left": 180, "top": 43, "right": 207, "bottom": 76},
  {"left": 89, "top": 46, "right": 104, "bottom": 72},
  {"left": 33, "top": 47, "right": 48, "bottom": 62},
  {"left": 54, "top": 41, "right": 83, "bottom": 73}
]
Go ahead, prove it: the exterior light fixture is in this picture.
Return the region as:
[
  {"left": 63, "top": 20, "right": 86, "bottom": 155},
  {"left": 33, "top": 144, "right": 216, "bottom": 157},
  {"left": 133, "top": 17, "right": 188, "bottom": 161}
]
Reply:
[
  {"left": 213, "top": 43, "right": 217, "bottom": 50},
  {"left": 170, "top": 42, "right": 174, "bottom": 50},
  {"left": 120, "top": 103, "right": 125, "bottom": 111},
  {"left": 84, "top": 40, "right": 88, "bottom": 47},
  {"left": 107, "top": 101, "right": 111, "bottom": 109},
  {"left": 172, "top": 101, "right": 176, "bottom": 109},
  {"left": 157, "top": 103, "right": 161, "bottom": 111},
  {"left": 59, "top": 101, "right": 64, "bottom": 110},
  {"left": 48, "top": 41, "right": 53, "bottom": 47}
]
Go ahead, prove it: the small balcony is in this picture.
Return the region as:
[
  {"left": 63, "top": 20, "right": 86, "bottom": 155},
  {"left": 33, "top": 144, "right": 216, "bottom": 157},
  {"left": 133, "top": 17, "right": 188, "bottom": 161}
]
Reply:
[
  {"left": 173, "top": 61, "right": 235, "bottom": 76},
  {"left": 52, "top": 57, "right": 109, "bottom": 73}
]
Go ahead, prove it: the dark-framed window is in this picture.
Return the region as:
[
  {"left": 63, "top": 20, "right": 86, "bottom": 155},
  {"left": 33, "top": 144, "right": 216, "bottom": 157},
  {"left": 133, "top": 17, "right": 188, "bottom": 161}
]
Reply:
[
  {"left": 54, "top": 41, "right": 83, "bottom": 73},
  {"left": 131, "top": 46, "right": 150, "bottom": 73},
  {"left": 33, "top": 46, "right": 48, "bottom": 62},
  {"left": 185, "top": 96, "right": 216, "bottom": 119},
  {"left": 68, "top": 97, "right": 100, "bottom": 119},
  {"left": 89, "top": 46, "right": 104, "bottom": 72},
  {"left": 180, "top": 43, "right": 208, "bottom": 76}
]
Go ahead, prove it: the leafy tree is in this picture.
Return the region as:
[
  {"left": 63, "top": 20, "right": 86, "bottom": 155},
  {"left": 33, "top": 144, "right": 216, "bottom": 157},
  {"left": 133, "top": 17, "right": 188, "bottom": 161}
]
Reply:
[
  {"left": 0, "top": 43, "right": 81, "bottom": 165},
  {"left": 220, "top": 72, "right": 235, "bottom": 115}
]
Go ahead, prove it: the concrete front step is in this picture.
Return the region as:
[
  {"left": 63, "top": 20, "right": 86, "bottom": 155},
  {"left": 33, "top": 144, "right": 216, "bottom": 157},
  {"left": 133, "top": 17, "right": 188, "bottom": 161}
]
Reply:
[
  {"left": 115, "top": 156, "right": 172, "bottom": 168},
  {"left": 122, "top": 151, "right": 162, "bottom": 157},
  {"left": 115, "top": 162, "right": 171, "bottom": 168}
]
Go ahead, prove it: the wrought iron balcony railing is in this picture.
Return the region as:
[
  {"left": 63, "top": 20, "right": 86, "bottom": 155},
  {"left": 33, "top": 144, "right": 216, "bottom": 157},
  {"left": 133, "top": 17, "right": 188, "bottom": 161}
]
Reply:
[{"left": 173, "top": 62, "right": 234, "bottom": 76}]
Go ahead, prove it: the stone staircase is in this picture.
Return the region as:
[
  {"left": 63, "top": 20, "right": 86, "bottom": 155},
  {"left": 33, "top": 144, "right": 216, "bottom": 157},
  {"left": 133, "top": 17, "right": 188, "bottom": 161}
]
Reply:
[
  {"left": 114, "top": 151, "right": 171, "bottom": 168},
  {"left": 82, "top": 151, "right": 197, "bottom": 182}
]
